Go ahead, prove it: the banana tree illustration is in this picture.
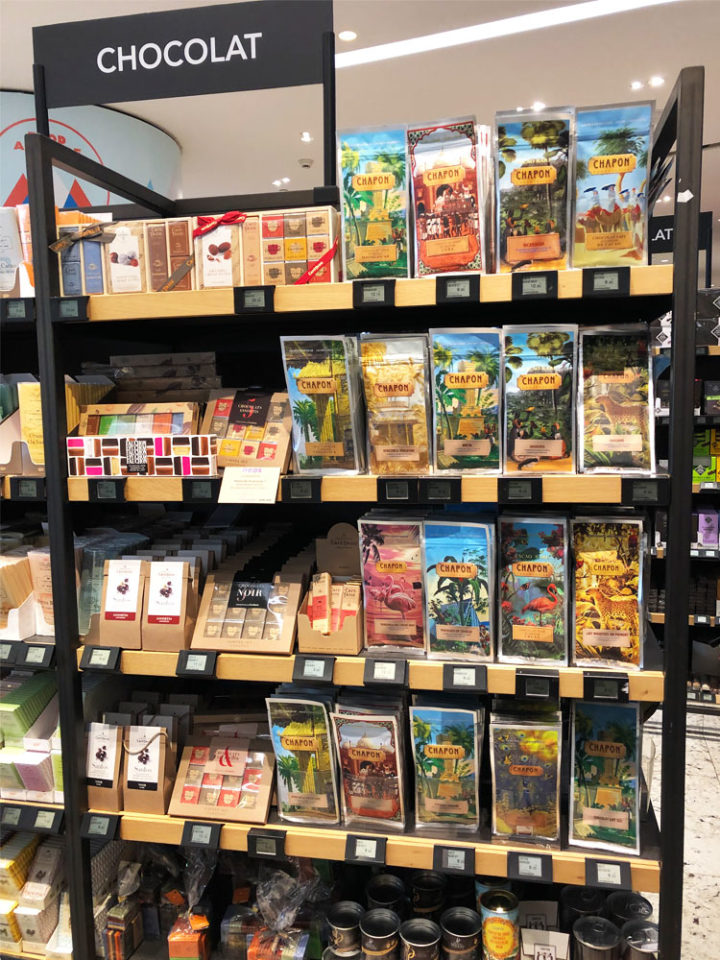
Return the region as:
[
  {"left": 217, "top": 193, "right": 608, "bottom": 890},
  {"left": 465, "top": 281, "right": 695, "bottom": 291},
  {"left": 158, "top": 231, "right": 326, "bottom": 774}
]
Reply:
[
  {"left": 504, "top": 335, "right": 524, "bottom": 384},
  {"left": 341, "top": 142, "right": 363, "bottom": 245}
]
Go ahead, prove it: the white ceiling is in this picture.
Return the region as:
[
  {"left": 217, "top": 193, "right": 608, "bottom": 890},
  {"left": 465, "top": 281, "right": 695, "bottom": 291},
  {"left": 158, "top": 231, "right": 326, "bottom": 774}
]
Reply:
[{"left": 0, "top": 0, "right": 718, "bottom": 282}]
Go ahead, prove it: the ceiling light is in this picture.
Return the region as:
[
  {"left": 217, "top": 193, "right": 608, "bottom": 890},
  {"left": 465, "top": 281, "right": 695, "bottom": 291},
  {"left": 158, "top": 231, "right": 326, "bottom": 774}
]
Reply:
[
  {"left": 300, "top": 131, "right": 314, "bottom": 143},
  {"left": 649, "top": 75, "right": 665, "bottom": 87},
  {"left": 662, "top": 195, "right": 671, "bottom": 202},
  {"left": 531, "top": 101, "right": 546, "bottom": 112},
  {"left": 631, "top": 80, "right": 644, "bottom": 90},
  {"left": 281, "top": 177, "right": 291, "bottom": 184},
  {"left": 336, "top": 0, "right": 682, "bottom": 68},
  {"left": 516, "top": 106, "right": 524, "bottom": 112},
  {"left": 272, "top": 180, "right": 282, "bottom": 187},
  {"left": 338, "top": 30, "right": 357, "bottom": 42}
]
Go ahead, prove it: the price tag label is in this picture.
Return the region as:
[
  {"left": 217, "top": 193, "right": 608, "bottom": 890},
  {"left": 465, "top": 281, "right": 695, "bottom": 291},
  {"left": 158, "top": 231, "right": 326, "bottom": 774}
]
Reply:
[
  {"left": 0, "top": 641, "right": 16, "bottom": 664},
  {"left": 364, "top": 285, "right": 384, "bottom": 303},
  {"left": 419, "top": 477, "right": 462, "bottom": 503},
  {"left": 526, "top": 676, "right": 549, "bottom": 697},
  {"left": 375, "top": 661, "right": 396, "bottom": 680},
  {"left": 364, "top": 659, "right": 408, "bottom": 687},
  {"left": 50, "top": 295, "right": 89, "bottom": 322},
  {"left": 499, "top": 478, "right": 542, "bottom": 504},
  {"left": 353, "top": 279, "right": 396, "bottom": 309},
  {"left": 595, "top": 272, "right": 619, "bottom": 291},
  {"left": 233, "top": 286, "right": 275, "bottom": 314},
  {"left": 181, "top": 820, "right": 221, "bottom": 849},
  {"left": 508, "top": 850, "right": 553, "bottom": 882},
  {"left": 517, "top": 670, "right": 558, "bottom": 699},
  {"left": 181, "top": 479, "right": 219, "bottom": 502},
  {"left": 91, "top": 648, "right": 112, "bottom": 667},
  {"left": 512, "top": 271, "right": 557, "bottom": 301},
  {"left": 22, "top": 644, "right": 54, "bottom": 669},
  {"left": 25, "top": 645, "right": 45, "bottom": 664},
  {"left": 436, "top": 275, "right": 479, "bottom": 304},
  {"left": 519, "top": 855, "right": 543, "bottom": 878},
  {"left": 281, "top": 477, "right": 322, "bottom": 503},
  {"left": 585, "top": 858, "right": 632, "bottom": 889},
  {"left": 81, "top": 812, "right": 119, "bottom": 840},
  {"left": 34, "top": 809, "right": 60, "bottom": 831},
  {"left": 2, "top": 807, "right": 21, "bottom": 826},
  {"left": 598, "top": 863, "right": 621, "bottom": 885},
  {"left": 582, "top": 267, "right": 629, "bottom": 298},
  {"left": 7, "top": 300, "right": 28, "bottom": 319},
  {"left": 176, "top": 650, "right": 217, "bottom": 678},
  {"left": 623, "top": 478, "right": 668, "bottom": 505},
  {"left": 218, "top": 466, "right": 280, "bottom": 504},
  {"left": 443, "top": 663, "right": 487, "bottom": 693},
  {"left": 290, "top": 480, "right": 312, "bottom": 499},
  {"left": 345, "top": 834, "right": 387, "bottom": 865},
  {"left": 10, "top": 478, "right": 46, "bottom": 500},
  {"left": 59, "top": 298, "right": 80, "bottom": 318},
  {"left": 247, "top": 828, "right": 286, "bottom": 859},
  {"left": 80, "top": 645, "right": 122, "bottom": 672},
  {"left": 292, "top": 655, "right": 335, "bottom": 685},
  {"left": 524, "top": 276, "right": 547, "bottom": 296},
  {"left": 378, "top": 478, "right": 418, "bottom": 503},
  {"left": 583, "top": 672, "right": 629, "bottom": 703},
  {"left": 433, "top": 845, "right": 474, "bottom": 875},
  {"left": 88, "top": 479, "right": 126, "bottom": 502}
]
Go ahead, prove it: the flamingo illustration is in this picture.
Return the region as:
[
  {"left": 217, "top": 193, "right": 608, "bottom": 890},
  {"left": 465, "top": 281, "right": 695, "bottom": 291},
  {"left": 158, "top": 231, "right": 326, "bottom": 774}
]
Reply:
[
  {"left": 369, "top": 575, "right": 417, "bottom": 621},
  {"left": 521, "top": 583, "right": 559, "bottom": 625}
]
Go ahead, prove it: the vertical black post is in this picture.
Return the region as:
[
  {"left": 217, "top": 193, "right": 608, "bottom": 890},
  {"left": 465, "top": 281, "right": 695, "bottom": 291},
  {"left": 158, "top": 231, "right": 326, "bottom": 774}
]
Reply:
[
  {"left": 25, "top": 133, "right": 96, "bottom": 960},
  {"left": 660, "top": 65, "right": 704, "bottom": 960},
  {"left": 322, "top": 30, "right": 336, "bottom": 188},
  {"left": 33, "top": 63, "right": 50, "bottom": 136}
]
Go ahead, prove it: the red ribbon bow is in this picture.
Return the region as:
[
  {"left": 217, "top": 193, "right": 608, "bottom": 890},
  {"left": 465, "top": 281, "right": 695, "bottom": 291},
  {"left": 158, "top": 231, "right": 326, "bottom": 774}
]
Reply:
[{"left": 192, "top": 211, "right": 247, "bottom": 239}]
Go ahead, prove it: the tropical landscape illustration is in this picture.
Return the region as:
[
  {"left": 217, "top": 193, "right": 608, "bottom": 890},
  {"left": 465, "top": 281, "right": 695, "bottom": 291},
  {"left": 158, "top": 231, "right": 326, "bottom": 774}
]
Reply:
[
  {"left": 360, "top": 521, "right": 425, "bottom": 650},
  {"left": 333, "top": 716, "right": 403, "bottom": 824},
  {"left": 411, "top": 706, "right": 480, "bottom": 826},
  {"left": 492, "top": 723, "right": 561, "bottom": 841},
  {"left": 571, "top": 702, "right": 639, "bottom": 852}
]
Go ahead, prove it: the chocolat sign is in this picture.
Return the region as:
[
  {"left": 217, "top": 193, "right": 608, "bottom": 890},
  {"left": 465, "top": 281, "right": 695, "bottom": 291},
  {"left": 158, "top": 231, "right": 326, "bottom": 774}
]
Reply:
[{"left": 33, "top": 0, "right": 333, "bottom": 108}]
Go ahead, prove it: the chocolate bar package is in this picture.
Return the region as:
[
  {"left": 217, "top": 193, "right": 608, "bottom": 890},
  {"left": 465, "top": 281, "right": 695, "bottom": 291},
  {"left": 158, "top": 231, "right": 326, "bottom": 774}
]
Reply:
[
  {"left": 489, "top": 704, "right": 562, "bottom": 843},
  {"left": 572, "top": 517, "right": 644, "bottom": 669},
  {"left": 66, "top": 434, "right": 217, "bottom": 478},
  {"left": 201, "top": 391, "right": 292, "bottom": 472},
  {"left": 570, "top": 701, "right": 640, "bottom": 854},
  {"left": 280, "top": 336, "right": 364, "bottom": 474},
  {"left": 194, "top": 219, "right": 242, "bottom": 288},
  {"left": 579, "top": 325, "right": 654, "bottom": 473},
  {"left": 359, "top": 517, "right": 425, "bottom": 652},
  {"left": 430, "top": 328, "right": 502, "bottom": 473},
  {"left": 103, "top": 222, "right": 146, "bottom": 294},
  {"left": 495, "top": 109, "right": 573, "bottom": 272},
  {"left": 266, "top": 697, "right": 340, "bottom": 824},
  {"left": 339, "top": 127, "right": 409, "bottom": 279},
  {"left": 573, "top": 102, "right": 653, "bottom": 268},
  {"left": 503, "top": 325, "right": 576, "bottom": 473},
  {"left": 360, "top": 334, "right": 431, "bottom": 475},
  {"left": 78, "top": 402, "right": 199, "bottom": 437},
  {"left": 144, "top": 218, "right": 195, "bottom": 292},
  {"left": 498, "top": 516, "right": 568, "bottom": 664},
  {"left": 410, "top": 704, "right": 483, "bottom": 829},
  {"left": 407, "top": 118, "right": 483, "bottom": 275},
  {"left": 257, "top": 207, "right": 339, "bottom": 286},
  {"left": 424, "top": 519, "right": 494, "bottom": 660}
]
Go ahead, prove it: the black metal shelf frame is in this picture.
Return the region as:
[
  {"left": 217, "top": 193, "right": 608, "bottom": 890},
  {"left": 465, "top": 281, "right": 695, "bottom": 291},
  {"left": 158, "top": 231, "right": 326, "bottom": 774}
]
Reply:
[{"left": 24, "top": 52, "right": 703, "bottom": 960}]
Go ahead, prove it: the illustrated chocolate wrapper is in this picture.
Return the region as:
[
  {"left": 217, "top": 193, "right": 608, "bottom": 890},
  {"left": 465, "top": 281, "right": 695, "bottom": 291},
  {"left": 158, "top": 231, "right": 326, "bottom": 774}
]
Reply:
[
  {"left": 359, "top": 517, "right": 425, "bottom": 652},
  {"left": 280, "top": 336, "right": 364, "bottom": 474},
  {"left": 572, "top": 518, "right": 644, "bottom": 669},
  {"left": 573, "top": 102, "right": 653, "bottom": 268},
  {"left": 489, "top": 707, "right": 562, "bottom": 843},
  {"left": 407, "top": 118, "right": 483, "bottom": 275},
  {"left": 430, "top": 328, "right": 502, "bottom": 473},
  {"left": 498, "top": 516, "right": 568, "bottom": 664},
  {"left": 570, "top": 701, "right": 640, "bottom": 854},
  {"left": 331, "top": 713, "right": 405, "bottom": 828},
  {"left": 579, "top": 325, "right": 654, "bottom": 474},
  {"left": 503, "top": 325, "right": 576, "bottom": 473},
  {"left": 360, "top": 334, "right": 431, "bottom": 475},
  {"left": 339, "top": 127, "right": 409, "bottom": 279},
  {"left": 495, "top": 109, "right": 573, "bottom": 272},
  {"left": 424, "top": 520, "right": 494, "bottom": 660},
  {"left": 266, "top": 697, "right": 340, "bottom": 824},
  {"left": 410, "top": 705, "right": 483, "bottom": 829}
]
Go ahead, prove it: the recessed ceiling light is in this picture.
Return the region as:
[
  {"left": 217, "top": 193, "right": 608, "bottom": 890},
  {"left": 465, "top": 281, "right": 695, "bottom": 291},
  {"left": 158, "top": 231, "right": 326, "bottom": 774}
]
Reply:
[
  {"left": 531, "top": 101, "right": 546, "bottom": 112},
  {"left": 631, "top": 80, "right": 644, "bottom": 90},
  {"left": 662, "top": 195, "right": 671, "bottom": 202},
  {"left": 281, "top": 177, "right": 291, "bottom": 184},
  {"left": 272, "top": 180, "right": 282, "bottom": 187},
  {"left": 516, "top": 106, "right": 524, "bottom": 112},
  {"left": 649, "top": 75, "right": 665, "bottom": 87},
  {"left": 300, "top": 131, "right": 314, "bottom": 143},
  {"left": 338, "top": 30, "right": 357, "bottom": 42}
]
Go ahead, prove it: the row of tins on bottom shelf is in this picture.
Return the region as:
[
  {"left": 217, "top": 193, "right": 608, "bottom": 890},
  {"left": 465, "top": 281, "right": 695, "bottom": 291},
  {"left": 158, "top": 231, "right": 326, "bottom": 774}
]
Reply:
[{"left": 78, "top": 811, "right": 660, "bottom": 893}]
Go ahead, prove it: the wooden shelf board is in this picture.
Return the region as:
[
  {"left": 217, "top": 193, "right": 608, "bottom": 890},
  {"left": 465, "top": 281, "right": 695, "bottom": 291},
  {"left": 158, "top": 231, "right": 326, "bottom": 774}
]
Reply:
[
  {"left": 0, "top": 798, "right": 63, "bottom": 810},
  {"left": 648, "top": 612, "right": 715, "bottom": 626}
]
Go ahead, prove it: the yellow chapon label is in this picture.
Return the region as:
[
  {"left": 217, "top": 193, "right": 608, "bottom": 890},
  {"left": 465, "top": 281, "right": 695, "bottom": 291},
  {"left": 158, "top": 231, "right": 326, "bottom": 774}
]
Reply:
[
  {"left": 517, "top": 371, "right": 562, "bottom": 390},
  {"left": 424, "top": 743, "right": 465, "bottom": 759},
  {"left": 444, "top": 372, "right": 489, "bottom": 388},
  {"left": 352, "top": 172, "right": 395, "bottom": 190},
  {"left": 512, "top": 561, "right": 554, "bottom": 578},
  {"left": 597, "top": 369, "right": 636, "bottom": 384},
  {"left": 374, "top": 380, "right": 413, "bottom": 397},
  {"left": 586, "top": 740, "right": 627, "bottom": 758},
  {"left": 509, "top": 764, "right": 543, "bottom": 777},
  {"left": 297, "top": 377, "right": 338, "bottom": 394},
  {"left": 511, "top": 164, "right": 557, "bottom": 185},
  {"left": 376, "top": 560, "right": 407, "bottom": 574},
  {"left": 348, "top": 747, "right": 385, "bottom": 762},
  {"left": 280, "top": 735, "right": 321, "bottom": 751},
  {"left": 482, "top": 916, "right": 519, "bottom": 960},
  {"left": 588, "top": 154, "right": 637, "bottom": 175},
  {"left": 585, "top": 558, "right": 626, "bottom": 575},
  {"left": 436, "top": 562, "right": 477, "bottom": 579},
  {"left": 424, "top": 165, "right": 464, "bottom": 185}
]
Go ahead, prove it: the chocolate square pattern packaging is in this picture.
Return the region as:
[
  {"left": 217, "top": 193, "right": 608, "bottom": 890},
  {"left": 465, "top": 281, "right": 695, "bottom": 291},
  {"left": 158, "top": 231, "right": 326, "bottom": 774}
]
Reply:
[
  {"left": 430, "top": 328, "right": 502, "bottom": 473},
  {"left": 339, "top": 127, "right": 409, "bottom": 279},
  {"left": 503, "top": 325, "right": 577, "bottom": 473},
  {"left": 573, "top": 102, "right": 653, "bottom": 268},
  {"left": 495, "top": 109, "right": 573, "bottom": 273},
  {"left": 572, "top": 517, "right": 644, "bottom": 669},
  {"left": 407, "top": 118, "right": 483, "bottom": 275},
  {"left": 103, "top": 222, "right": 146, "bottom": 294},
  {"left": 579, "top": 325, "right": 654, "bottom": 474}
]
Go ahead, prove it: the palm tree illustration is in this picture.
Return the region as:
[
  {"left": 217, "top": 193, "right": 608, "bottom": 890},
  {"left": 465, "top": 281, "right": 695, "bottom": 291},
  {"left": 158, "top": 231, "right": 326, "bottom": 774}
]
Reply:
[
  {"left": 292, "top": 399, "right": 318, "bottom": 444},
  {"left": 607, "top": 721, "right": 637, "bottom": 781},
  {"left": 446, "top": 723, "right": 475, "bottom": 779},
  {"left": 361, "top": 524, "right": 385, "bottom": 567},
  {"left": 412, "top": 716, "right": 441, "bottom": 801},
  {"left": 468, "top": 344, "right": 500, "bottom": 386},
  {"left": 593, "top": 127, "right": 645, "bottom": 196},
  {"left": 341, "top": 143, "right": 363, "bottom": 245},
  {"left": 376, "top": 150, "right": 406, "bottom": 210},
  {"left": 433, "top": 343, "right": 458, "bottom": 440},
  {"left": 277, "top": 754, "right": 301, "bottom": 794},
  {"left": 519, "top": 120, "right": 569, "bottom": 225},
  {"left": 574, "top": 711, "right": 595, "bottom": 806},
  {"left": 526, "top": 331, "right": 571, "bottom": 414}
]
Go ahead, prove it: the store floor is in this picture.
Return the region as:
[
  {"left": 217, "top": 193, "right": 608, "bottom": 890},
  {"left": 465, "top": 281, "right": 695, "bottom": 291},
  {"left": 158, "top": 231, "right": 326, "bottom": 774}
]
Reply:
[{"left": 646, "top": 709, "right": 720, "bottom": 958}]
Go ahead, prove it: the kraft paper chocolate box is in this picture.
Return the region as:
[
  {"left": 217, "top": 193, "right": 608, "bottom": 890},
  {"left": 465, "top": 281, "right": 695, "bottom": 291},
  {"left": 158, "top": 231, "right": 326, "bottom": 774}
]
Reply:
[
  {"left": 201, "top": 390, "right": 292, "bottom": 472},
  {"left": 573, "top": 102, "right": 653, "bottom": 268},
  {"left": 339, "top": 127, "right": 409, "bottom": 279},
  {"left": 98, "top": 559, "right": 148, "bottom": 649},
  {"left": 78, "top": 402, "right": 200, "bottom": 436},
  {"left": 141, "top": 561, "right": 196, "bottom": 652},
  {"left": 144, "top": 218, "right": 195, "bottom": 292},
  {"left": 86, "top": 722, "right": 122, "bottom": 812},
  {"left": 407, "top": 118, "right": 483, "bottom": 275},
  {"left": 250, "top": 206, "right": 339, "bottom": 286},
  {"left": 194, "top": 219, "right": 242, "bottom": 288},
  {"left": 495, "top": 108, "right": 573, "bottom": 272},
  {"left": 57, "top": 225, "right": 106, "bottom": 296},
  {"left": 67, "top": 434, "right": 217, "bottom": 478},
  {"left": 103, "top": 222, "right": 147, "bottom": 294}
]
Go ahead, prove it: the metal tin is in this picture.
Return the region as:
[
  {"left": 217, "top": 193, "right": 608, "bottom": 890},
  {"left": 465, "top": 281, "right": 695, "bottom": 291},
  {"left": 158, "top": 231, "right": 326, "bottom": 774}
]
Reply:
[
  {"left": 367, "top": 874, "right": 407, "bottom": 913},
  {"left": 479, "top": 890, "right": 519, "bottom": 960},
  {"left": 400, "top": 919, "right": 442, "bottom": 960},
  {"left": 411, "top": 872, "right": 447, "bottom": 914},
  {"left": 474, "top": 877, "right": 511, "bottom": 911},
  {"left": 440, "top": 906, "right": 481, "bottom": 960},
  {"left": 361, "top": 908, "right": 401, "bottom": 960},
  {"left": 327, "top": 901, "right": 365, "bottom": 956},
  {"left": 323, "top": 949, "right": 361, "bottom": 960},
  {"left": 559, "top": 886, "right": 607, "bottom": 933},
  {"left": 572, "top": 916, "right": 622, "bottom": 960},
  {"left": 620, "top": 919, "right": 659, "bottom": 959},
  {"left": 445, "top": 877, "right": 476, "bottom": 910},
  {"left": 605, "top": 892, "right": 652, "bottom": 928}
]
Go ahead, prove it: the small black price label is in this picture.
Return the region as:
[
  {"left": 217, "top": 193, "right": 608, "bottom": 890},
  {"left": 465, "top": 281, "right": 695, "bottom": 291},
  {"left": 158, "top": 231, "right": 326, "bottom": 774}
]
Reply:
[
  {"left": 181, "top": 479, "right": 219, "bottom": 502},
  {"left": 377, "top": 478, "right": 418, "bottom": 503},
  {"left": 9, "top": 477, "right": 46, "bottom": 500},
  {"left": 363, "top": 658, "right": 409, "bottom": 687},
  {"left": 701, "top": 691, "right": 716, "bottom": 703},
  {"left": 80, "top": 645, "right": 121, "bottom": 673},
  {"left": 585, "top": 859, "right": 632, "bottom": 890},
  {"left": 51, "top": 296, "right": 88, "bottom": 322},
  {"left": 181, "top": 820, "right": 221, "bottom": 849},
  {"left": 233, "top": 285, "right": 275, "bottom": 314},
  {"left": 176, "top": 650, "right": 217, "bottom": 678},
  {"left": 281, "top": 477, "right": 322, "bottom": 503},
  {"left": 622, "top": 477, "right": 669, "bottom": 506},
  {"left": 442, "top": 663, "right": 487, "bottom": 693},
  {"left": 32, "top": 808, "right": 64, "bottom": 834},
  {"left": 499, "top": 478, "right": 542, "bottom": 504},
  {"left": 81, "top": 812, "right": 120, "bottom": 840},
  {"left": 88, "top": 479, "right": 126, "bottom": 502},
  {"left": 21, "top": 644, "right": 55, "bottom": 669},
  {"left": 507, "top": 851, "right": 553, "bottom": 883},
  {"left": 0, "top": 641, "right": 18, "bottom": 665},
  {"left": 345, "top": 834, "right": 387, "bottom": 865},
  {"left": 433, "top": 845, "right": 475, "bottom": 876},
  {"left": 1, "top": 806, "right": 22, "bottom": 827},
  {"left": 516, "top": 670, "right": 559, "bottom": 700},
  {"left": 247, "top": 828, "right": 286, "bottom": 859},
  {"left": 436, "top": 275, "right": 479, "bottom": 304},
  {"left": 5, "top": 299, "right": 32, "bottom": 320},
  {"left": 582, "top": 267, "right": 630, "bottom": 298},
  {"left": 583, "top": 672, "right": 629, "bottom": 702},
  {"left": 292, "top": 655, "right": 335, "bottom": 684},
  {"left": 511, "top": 271, "right": 558, "bottom": 301},
  {"left": 419, "top": 477, "right": 462, "bottom": 503},
  {"left": 353, "top": 279, "right": 396, "bottom": 308}
]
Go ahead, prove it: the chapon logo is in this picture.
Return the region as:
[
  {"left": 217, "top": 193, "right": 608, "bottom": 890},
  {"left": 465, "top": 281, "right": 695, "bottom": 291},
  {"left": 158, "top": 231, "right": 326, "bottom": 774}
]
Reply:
[
  {"left": 588, "top": 154, "right": 636, "bottom": 175},
  {"left": 436, "top": 562, "right": 477, "bottom": 579},
  {"left": 586, "top": 740, "right": 626, "bottom": 758},
  {"left": 586, "top": 558, "right": 626, "bottom": 576},
  {"left": 424, "top": 743, "right": 465, "bottom": 759},
  {"left": 297, "top": 377, "right": 337, "bottom": 394},
  {"left": 517, "top": 371, "right": 561, "bottom": 390},
  {"left": 511, "top": 164, "right": 556, "bottom": 185},
  {"left": 374, "top": 379, "right": 412, "bottom": 397},
  {"left": 376, "top": 560, "right": 407, "bottom": 574},
  {"left": 444, "top": 372, "right": 489, "bottom": 388},
  {"left": 352, "top": 172, "right": 395, "bottom": 190},
  {"left": 424, "top": 165, "right": 464, "bottom": 185},
  {"left": 512, "top": 561, "right": 554, "bottom": 578},
  {"left": 509, "top": 764, "right": 543, "bottom": 776},
  {"left": 281, "top": 735, "right": 320, "bottom": 751},
  {"left": 348, "top": 747, "right": 385, "bottom": 762}
]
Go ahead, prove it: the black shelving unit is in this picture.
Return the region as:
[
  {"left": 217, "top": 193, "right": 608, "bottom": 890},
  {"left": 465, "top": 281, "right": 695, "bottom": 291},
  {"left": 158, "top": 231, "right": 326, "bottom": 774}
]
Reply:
[{"left": 13, "top": 19, "right": 704, "bottom": 957}]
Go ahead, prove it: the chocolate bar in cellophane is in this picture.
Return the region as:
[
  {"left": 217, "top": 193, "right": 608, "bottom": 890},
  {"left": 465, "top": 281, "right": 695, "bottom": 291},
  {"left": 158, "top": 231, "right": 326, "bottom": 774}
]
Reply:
[{"left": 407, "top": 118, "right": 483, "bottom": 275}]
